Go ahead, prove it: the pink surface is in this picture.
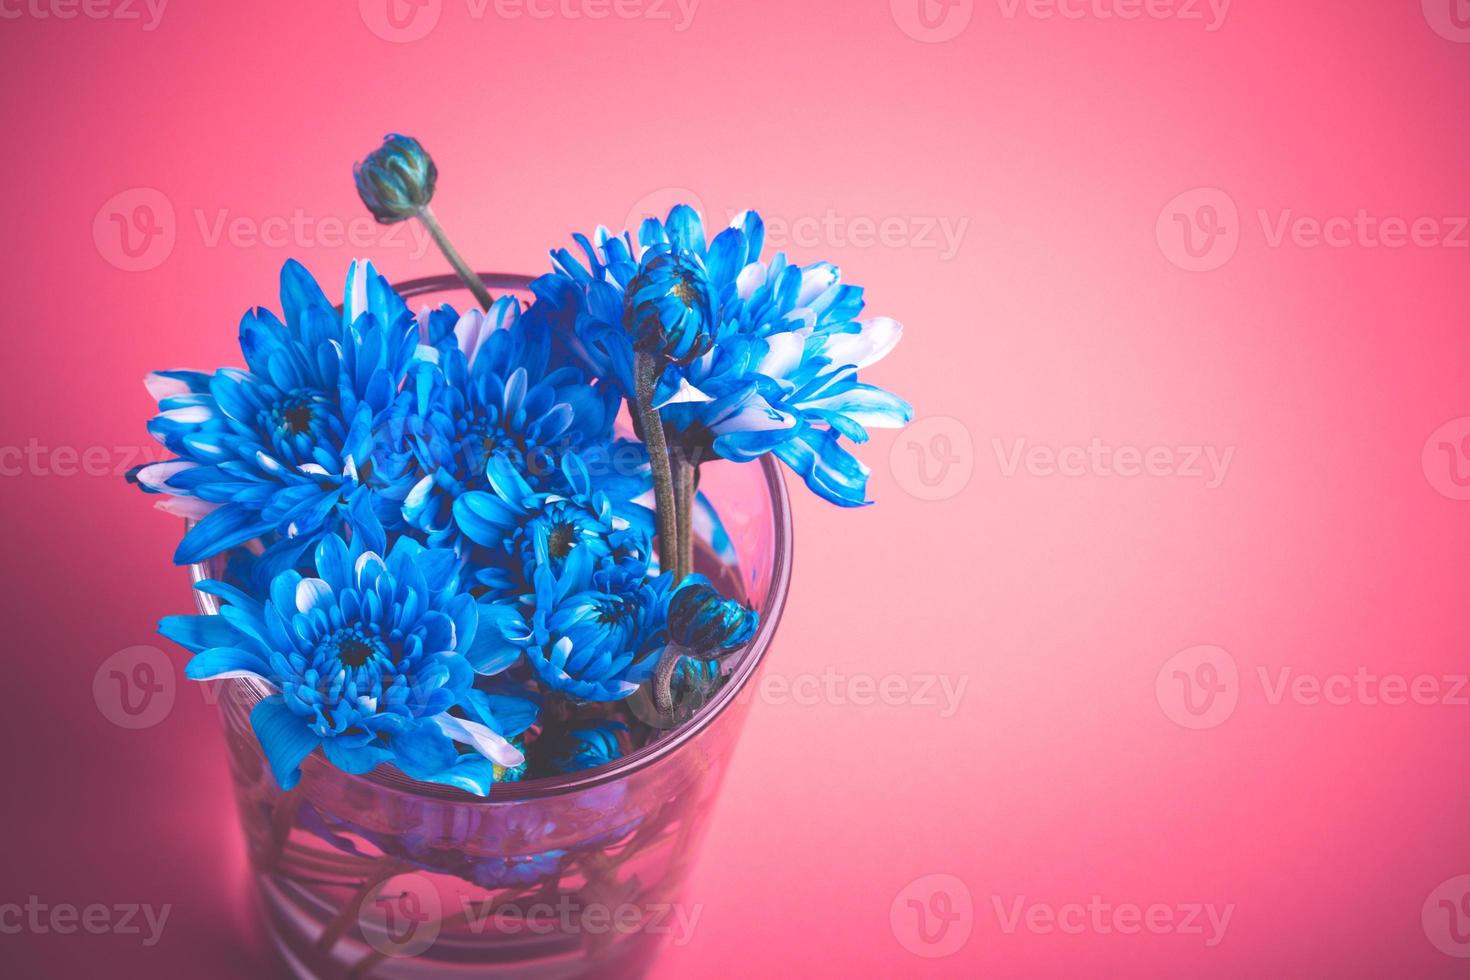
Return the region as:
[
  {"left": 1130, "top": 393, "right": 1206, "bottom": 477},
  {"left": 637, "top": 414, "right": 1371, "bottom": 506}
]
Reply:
[{"left": 3, "top": 1, "right": 1470, "bottom": 976}]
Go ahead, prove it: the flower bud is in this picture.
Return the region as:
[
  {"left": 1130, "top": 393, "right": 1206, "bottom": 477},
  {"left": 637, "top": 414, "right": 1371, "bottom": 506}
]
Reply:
[
  {"left": 624, "top": 247, "right": 715, "bottom": 364},
  {"left": 534, "top": 724, "right": 626, "bottom": 775},
  {"left": 353, "top": 133, "right": 437, "bottom": 224},
  {"left": 667, "top": 582, "right": 757, "bottom": 654}
]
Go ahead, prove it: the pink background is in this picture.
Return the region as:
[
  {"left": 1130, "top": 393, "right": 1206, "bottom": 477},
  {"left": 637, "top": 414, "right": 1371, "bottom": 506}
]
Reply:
[{"left": 4, "top": 0, "right": 1470, "bottom": 975}]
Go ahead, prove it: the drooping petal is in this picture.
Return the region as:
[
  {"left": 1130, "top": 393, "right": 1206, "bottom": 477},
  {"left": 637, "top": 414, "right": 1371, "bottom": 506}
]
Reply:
[{"left": 251, "top": 696, "right": 322, "bottom": 791}]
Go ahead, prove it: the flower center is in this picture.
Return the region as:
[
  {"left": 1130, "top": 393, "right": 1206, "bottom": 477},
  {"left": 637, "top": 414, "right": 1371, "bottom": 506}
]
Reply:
[
  {"left": 547, "top": 522, "right": 578, "bottom": 561},
  {"left": 596, "top": 596, "right": 633, "bottom": 626},
  {"left": 320, "top": 628, "right": 386, "bottom": 670},
  {"left": 671, "top": 276, "right": 700, "bottom": 307},
  {"left": 264, "top": 391, "right": 327, "bottom": 443},
  {"left": 282, "top": 402, "right": 316, "bottom": 435}
]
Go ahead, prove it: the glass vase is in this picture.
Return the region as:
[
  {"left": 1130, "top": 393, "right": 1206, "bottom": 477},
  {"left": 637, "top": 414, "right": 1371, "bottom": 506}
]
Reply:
[{"left": 191, "top": 273, "right": 792, "bottom": 979}]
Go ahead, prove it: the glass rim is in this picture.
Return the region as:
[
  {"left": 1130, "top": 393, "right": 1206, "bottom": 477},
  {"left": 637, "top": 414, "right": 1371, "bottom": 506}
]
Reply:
[{"left": 189, "top": 271, "right": 794, "bottom": 803}]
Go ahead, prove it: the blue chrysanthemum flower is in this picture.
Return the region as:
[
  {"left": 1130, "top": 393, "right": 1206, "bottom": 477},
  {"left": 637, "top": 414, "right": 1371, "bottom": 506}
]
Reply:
[
  {"left": 397, "top": 296, "right": 624, "bottom": 551},
  {"left": 534, "top": 723, "right": 626, "bottom": 775},
  {"left": 474, "top": 545, "right": 671, "bottom": 703},
  {"left": 667, "top": 578, "right": 757, "bottom": 654},
  {"left": 452, "top": 452, "right": 649, "bottom": 594},
  {"left": 158, "top": 530, "right": 531, "bottom": 796},
  {"left": 131, "top": 260, "right": 422, "bottom": 568},
  {"left": 527, "top": 205, "right": 912, "bottom": 506}
]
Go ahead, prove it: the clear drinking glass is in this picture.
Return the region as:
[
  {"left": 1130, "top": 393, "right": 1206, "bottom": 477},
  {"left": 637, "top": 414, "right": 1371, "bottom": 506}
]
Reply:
[{"left": 191, "top": 274, "right": 792, "bottom": 979}]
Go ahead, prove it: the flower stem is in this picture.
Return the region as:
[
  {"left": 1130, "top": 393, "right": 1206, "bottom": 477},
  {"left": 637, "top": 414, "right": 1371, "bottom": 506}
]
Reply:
[
  {"left": 672, "top": 450, "right": 698, "bottom": 583},
  {"left": 651, "top": 641, "right": 686, "bottom": 717},
  {"left": 417, "top": 205, "right": 494, "bottom": 310},
  {"left": 634, "top": 352, "right": 686, "bottom": 716},
  {"left": 633, "top": 353, "right": 679, "bottom": 573}
]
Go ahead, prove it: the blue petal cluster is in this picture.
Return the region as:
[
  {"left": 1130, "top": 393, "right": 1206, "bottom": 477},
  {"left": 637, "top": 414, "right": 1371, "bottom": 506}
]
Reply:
[
  {"left": 160, "top": 530, "right": 533, "bottom": 795},
  {"left": 132, "top": 260, "right": 421, "bottom": 569},
  {"left": 397, "top": 295, "right": 621, "bottom": 550},
  {"left": 473, "top": 545, "right": 674, "bottom": 703},
  {"left": 136, "top": 202, "right": 907, "bottom": 794},
  {"left": 527, "top": 205, "right": 913, "bottom": 505}
]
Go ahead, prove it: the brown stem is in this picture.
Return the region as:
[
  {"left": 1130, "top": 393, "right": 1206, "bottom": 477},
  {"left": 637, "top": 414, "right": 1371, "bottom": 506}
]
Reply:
[
  {"left": 259, "top": 787, "right": 303, "bottom": 873},
  {"left": 632, "top": 354, "right": 678, "bottom": 573},
  {"left": 672, "top": 449, "right": 697, "bottom": 583},
  {"left": 651, "top": 642, "right": 689, "bottom": 717},
  {"left": 417, "top": 206, "right": 493, "bottom": 310},
  {"left": 314, "top": 858, "right": 409, "bottom": 954}
]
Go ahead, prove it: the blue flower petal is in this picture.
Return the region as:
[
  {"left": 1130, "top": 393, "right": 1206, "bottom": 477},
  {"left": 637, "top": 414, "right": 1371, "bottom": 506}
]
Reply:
[
  {"left": 251, "top": 696, "right": 322, "bottom": 791},
  {"left": 158, "top": 614, "right": 242, "bottom": 654},
  {"left": 185, "top": 645, "right": 273, "bottom": 682}
]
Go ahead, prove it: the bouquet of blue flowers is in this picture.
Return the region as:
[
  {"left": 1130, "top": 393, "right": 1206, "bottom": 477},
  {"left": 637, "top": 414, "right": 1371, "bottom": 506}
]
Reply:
[{"left": 132, "top": 135, "right": 911, "bottom": 797}]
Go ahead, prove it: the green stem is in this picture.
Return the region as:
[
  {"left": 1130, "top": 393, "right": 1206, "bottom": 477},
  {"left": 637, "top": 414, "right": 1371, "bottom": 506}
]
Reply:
[{"left": 417, "top": 205, "right": 493, "bottom": 310}]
